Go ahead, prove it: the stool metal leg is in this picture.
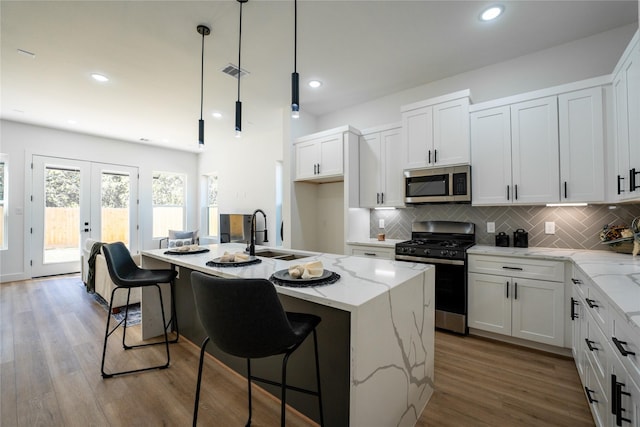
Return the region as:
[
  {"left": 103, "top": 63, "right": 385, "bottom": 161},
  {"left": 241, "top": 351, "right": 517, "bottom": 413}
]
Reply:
[
  {"left": 313, "top": 328, "right": 324, "bottom": 427},
  {"left": 193, "top": 336, "right": 210, "bottom": 427},
  {"left": 101, "top": 284, "right": 170, "bottom": 378},
  {"left": 166, "top": 279, "right": 180, "bottom": 343},
  {"left": 246, "top": 359, "right": 252, "bottom": 427}
]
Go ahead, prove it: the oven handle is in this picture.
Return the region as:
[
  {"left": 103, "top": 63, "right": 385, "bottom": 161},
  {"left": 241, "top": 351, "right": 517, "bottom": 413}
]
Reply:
[{"left": 395, "top": 255, "right": 465, "bottom": 266}]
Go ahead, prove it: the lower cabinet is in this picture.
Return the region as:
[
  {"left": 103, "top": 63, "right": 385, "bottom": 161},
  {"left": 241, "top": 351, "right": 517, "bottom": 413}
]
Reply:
[
  {"left": 571, "top": 266, "right": 640, "bottom": 427},
  {"left": 346, "top": 244, "right": 394, "bottom": 260},
  {"left": 468, "top": 254, "right": 565, "bottom": 347}
]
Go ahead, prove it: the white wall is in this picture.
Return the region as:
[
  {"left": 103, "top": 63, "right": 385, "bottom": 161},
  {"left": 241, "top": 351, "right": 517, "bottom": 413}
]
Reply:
[
  {"left": 197, "top": 106, "right": 289, "bottom": 247},
  {"left": 0, "top": 120, "right": 198, "bottom": 282},
  {"left": 318, "top": 24, "right": 638, "bottom": 131}
]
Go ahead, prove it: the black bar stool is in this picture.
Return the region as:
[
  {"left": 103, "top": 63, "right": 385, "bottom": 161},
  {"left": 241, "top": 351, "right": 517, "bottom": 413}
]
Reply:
[
  {"left": 100, "top": 242, "right": 178, "bottom": 378},
  {"left": 190, "top": 271, "right": 324, "bottom": 427}
]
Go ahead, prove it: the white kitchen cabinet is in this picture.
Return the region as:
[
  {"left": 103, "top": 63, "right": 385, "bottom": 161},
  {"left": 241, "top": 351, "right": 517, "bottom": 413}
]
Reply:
[
  {"left": 468, "top": 254, "right": 565, "bottom": 347},
  {"left": 359, "top": 124, "right": 403, "bottom": 208},
  {"left": 470, "top": 96, "right": 560, "bottom": 205},
  {"left": 558, "top": 87, "right": 605, "bottom": 203},
  {"left": 613, "top": 31, "right": 640, "bottom": 201},
  {"left": 294, "top": 131, "right": 343, "bottom": 182},
  {"left": 401, "top": 90, "right": 470, "bottom": 170},
  {"left": 570, "top": 265, "right": 640, "bottom": 427},
  {"left": 347, "top": 244, "right": 394, "bottom": 260}
]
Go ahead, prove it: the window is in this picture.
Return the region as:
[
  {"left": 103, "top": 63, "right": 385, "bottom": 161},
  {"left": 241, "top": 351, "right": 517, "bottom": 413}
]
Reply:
[
  {"left": 152, "top": 171, "right": 185, "bottom": 238},
  {"left": 206, "top": 174, "right": 219, "bottom": 237},
  {"left": 0, "top": 154, "right": 7, "bottom": 250}
]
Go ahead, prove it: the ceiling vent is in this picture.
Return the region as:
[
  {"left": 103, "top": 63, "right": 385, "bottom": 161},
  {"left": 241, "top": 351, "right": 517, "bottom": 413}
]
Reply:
[{"left": 221, "top": 63, "right": 249, "bottom": 79}]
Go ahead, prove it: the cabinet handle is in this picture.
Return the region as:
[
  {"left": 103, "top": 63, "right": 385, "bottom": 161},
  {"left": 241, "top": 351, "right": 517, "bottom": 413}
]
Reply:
[
  {"left": 317, "top": 163, "right": 320, "bottom": 174},
  {"left": 515, "top": 184, "right": 518, "bottom": 200},
  {"left": 564, "top": 181, "right": 568, "bottom": 199},
  {"left": 434, "top": 149, "right": 437, "bottom": 163},
  {"left": 514, "top": 282, "right": 518, "bottom": 300},
  {"left": 313, "top": 164, "right": 317, "bottom": 174},
  {"left": 585, "top": 338, "right": 597, "bottom": 352},
  {"left": 502, "top": 266, "right": 523, "bottom": 271},
  {"left": 630, "top": 169, "right": 634, "bottom": 193},
  {"left": 612, "top": 337, "right": 636, "bottom": 357},
  {"left": 506, "top": 281, "right": 509, "bottom": 299},
  {"left": 585, "top": 386, "right": 598, "bottom": 404},
  {"left": 570, "top": 297, "right": 579, "bottom": 320},
  {"left": 612, "top": 375, "right": 632, "bottom": 426},
  {"left": 428, "top": 150, "right": 431, "bottom": 164},
  {"left": 507, "top": 185, "right": 510, "bottom": 201},
  {"left": 585, "top": 298, "right": 599, "bottom": 309},
  {"left": 571, "top": 278, "right": 583, "bottom": 285},
  {"left": 632, "top": 168, "right": 640, "bottom": 191},
  {"left": 381, "top": 192, "right": 384, "bottom": 204},
  {"left": 364, "top": 252, "right": 377, "bottom": 256},
  {"left": 376, "top": 193, "right": 380, "bottom": 204},
  {"left": 618, "top": 175, "right": 625, "bottom": 194}
]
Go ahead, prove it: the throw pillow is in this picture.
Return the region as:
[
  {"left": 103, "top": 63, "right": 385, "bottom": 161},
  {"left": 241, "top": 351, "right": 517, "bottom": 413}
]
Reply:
[
  {"left": 169, "top": 229, "right": 199, "bottom": 243},
  {"left": 168, "top": 238, "right": 193, "bottom": 249}
]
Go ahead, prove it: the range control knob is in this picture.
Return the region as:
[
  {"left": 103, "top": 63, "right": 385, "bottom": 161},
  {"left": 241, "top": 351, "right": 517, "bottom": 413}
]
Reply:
[
  {"left": 448, "top": 250, "right": 458, "bottom": 258},
  {"left": 440, "top": 250, "right": 449, "bottom": 257},
  {"left": 423, "top": 249, "right": 431, "bottom": 255},
  {"left": 409, "top": 248, "right": 416, "bottom": 254}
]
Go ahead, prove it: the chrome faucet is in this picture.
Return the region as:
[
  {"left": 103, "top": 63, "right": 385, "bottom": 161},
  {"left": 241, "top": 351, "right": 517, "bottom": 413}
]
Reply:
[{"left": 248, "top": 209, "right": 268, "bottom": 256}]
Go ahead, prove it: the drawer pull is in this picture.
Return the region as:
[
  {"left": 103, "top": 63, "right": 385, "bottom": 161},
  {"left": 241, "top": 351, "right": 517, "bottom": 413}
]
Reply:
[
  {"left": 612, "top": 375, "right": 632, "bottom": 426},
  {"left": 505, "top": 281, "right": 509, "bottom": 299},
  {"left": 363, "top": 252, "right": 377, "bottom": 256},
  {"left": 612, "top": 337, "right": 636, "bottom": 357},
  {"left": 502, "top": 266, "right": 523, "bottom": 271},
  {"left": 585, "top": 298, "right": 599, "bottom": 309},
  {"left": 514, "top": 282, "right": 518, "bottom": 300},
  {"left": 585, "top": 338, "right": 597, "bottom": 352},
  {"left": 585, "top": 386, "right": 598, "bottom": 404},
  {"left": 570, "top": 297, "right": 579, "bottom": 320},
  {"left": 571, "top": 278, "right": 583, "bottom": 285}
]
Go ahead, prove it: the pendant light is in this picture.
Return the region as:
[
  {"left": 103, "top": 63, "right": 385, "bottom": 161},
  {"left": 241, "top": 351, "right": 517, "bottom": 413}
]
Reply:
[
  {"left": 291, "top": 0, "right": 299, "bottom": 119},
  {"left": 197, "top": 25, "right": 210, "bottom": 147},
  {"left": 235, "top": 0, "right": 248, "bottom": 138}
]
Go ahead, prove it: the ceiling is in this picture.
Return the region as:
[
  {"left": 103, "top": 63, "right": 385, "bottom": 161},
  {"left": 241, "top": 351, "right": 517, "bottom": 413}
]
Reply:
[{"left": 1, "top": 1, "right": 638, "bottom": 152}]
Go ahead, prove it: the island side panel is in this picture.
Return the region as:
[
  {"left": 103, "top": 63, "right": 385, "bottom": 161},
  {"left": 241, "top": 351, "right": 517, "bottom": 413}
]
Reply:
[
  {"left": 139, "top": 256, "right": 175, "bottom": 340},
  {"left": 350, "top": 267, "right": 435, "bottom": 427},
  {"left": 169, "top": 265, "right": 352, "bottom": 427}
]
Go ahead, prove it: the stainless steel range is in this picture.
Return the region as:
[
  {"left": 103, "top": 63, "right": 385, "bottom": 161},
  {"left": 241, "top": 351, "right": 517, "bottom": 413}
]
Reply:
[{"left": 395, "top": 221, "right": 475, "bottom": 334}]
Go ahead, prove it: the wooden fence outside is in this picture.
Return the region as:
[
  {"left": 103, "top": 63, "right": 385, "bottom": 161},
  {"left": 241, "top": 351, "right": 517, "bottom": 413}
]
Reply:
[{"left": 44, "top": 207, "right": 130, "bottom": 247}]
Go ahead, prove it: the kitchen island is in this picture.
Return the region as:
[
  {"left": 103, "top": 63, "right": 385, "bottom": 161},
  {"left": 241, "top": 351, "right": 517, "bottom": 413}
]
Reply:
[{"left": 141, "top": 243, "right": 435, "bottom": 427}]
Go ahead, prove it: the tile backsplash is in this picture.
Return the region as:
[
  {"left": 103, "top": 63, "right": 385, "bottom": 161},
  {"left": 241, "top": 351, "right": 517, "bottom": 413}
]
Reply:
[{"left": 370, "top": 203, "right": 640, "bottom": 250}]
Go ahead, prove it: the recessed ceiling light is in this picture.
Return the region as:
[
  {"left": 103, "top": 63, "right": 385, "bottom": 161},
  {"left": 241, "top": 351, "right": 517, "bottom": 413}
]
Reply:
[
  {"left": 91, "top": 73, "right": 109, "bottom": 82},
  {"left": 480, "top": 5, "right": 504, "bottom": 21},
  {"left": 308, "top": 80, "right": 322, "bottom": 88},
  {"left": 212, "top": 112, "right": 223, "bottom": 119},
  {"left": 67, "top": 119, "right": 77, "bottom": 125}
]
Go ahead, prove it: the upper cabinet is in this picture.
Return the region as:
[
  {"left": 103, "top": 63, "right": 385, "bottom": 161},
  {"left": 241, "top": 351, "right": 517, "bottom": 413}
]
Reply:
[
  {"left": 558, "top": 87, "right": 605, "bottom": 203},
  {"left": 401, "top": 90, "right": 471, "bottom": 170},
  {"left": 359, "top": 124, "right": 404, "bottom": 208},
  {"left": 471, "top": 97, "right": 560, "bottom": 205},
  {"left": 612, "top": 31, "right": 640, "bottom": 201},
  {"left": 294, "top": 127, "right": 356, "bottom": 183},
  {"left": 471, "top": 78, "right": 609, "bottom": 206}
]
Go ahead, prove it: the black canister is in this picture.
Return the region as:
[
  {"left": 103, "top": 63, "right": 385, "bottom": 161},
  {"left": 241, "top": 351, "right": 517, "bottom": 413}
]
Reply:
[
  {"left": 513, "top": 229, "right": 529, "bottom": 248},
  {"left": 495, "top": 232, "right": 509, "bottom": 247}
]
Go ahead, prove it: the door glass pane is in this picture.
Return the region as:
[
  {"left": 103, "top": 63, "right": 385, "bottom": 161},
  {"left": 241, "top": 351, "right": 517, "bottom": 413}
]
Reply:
[
  {"left": 152, "top": 172, "right": 185, "bottom": 238},
  {"left": 44, "top": 167, "right": 80, "bottom": 264},
  {"left": 101, "top": 171, "right": 130, "bottom": 246}
]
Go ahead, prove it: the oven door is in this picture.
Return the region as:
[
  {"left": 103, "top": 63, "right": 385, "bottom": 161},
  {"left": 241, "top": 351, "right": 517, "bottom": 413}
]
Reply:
[{"left": 421, "top": 257, "right": 468, "bottom": 334}]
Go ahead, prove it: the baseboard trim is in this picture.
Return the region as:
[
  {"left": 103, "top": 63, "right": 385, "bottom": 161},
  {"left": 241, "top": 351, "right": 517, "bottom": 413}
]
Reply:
[{"left": 468, "top": 328, "right": 573, "bottom": 358}]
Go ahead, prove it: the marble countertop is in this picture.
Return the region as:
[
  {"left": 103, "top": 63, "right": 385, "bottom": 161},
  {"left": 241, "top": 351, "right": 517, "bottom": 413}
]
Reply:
[
  {"left": 469, "top": 245, "right": 640, "bottom": 330},
  {"left": 142, "top": 243, "right": 431, "bottom": 312}
]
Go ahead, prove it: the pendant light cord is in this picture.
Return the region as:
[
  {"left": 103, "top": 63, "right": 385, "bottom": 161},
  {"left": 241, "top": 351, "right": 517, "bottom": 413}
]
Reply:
[
  {"left": 200, "top": 30, "right": 205, "bottom": 121},
  {"left": 237, "top": 1, "right": 243, "bottom": 102},
  {"left": 294, "top": 0, "right": 297, "bottom": 73}
]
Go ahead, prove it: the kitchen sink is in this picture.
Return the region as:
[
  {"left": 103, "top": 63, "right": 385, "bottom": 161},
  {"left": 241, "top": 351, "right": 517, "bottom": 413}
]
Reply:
[{"left": 254, "top": 250, "right": 311, "bottom": 261}]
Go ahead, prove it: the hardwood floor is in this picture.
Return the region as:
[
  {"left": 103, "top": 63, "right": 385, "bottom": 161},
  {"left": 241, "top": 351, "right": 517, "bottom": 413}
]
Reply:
[{"left": 1, "top": 275, "right": 594, "bottom": 426}]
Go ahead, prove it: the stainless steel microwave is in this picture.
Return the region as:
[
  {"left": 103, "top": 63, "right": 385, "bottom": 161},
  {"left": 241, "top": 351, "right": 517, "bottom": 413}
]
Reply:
[{"left": 404, "top": 165, "right": 471, "bottom": 204}]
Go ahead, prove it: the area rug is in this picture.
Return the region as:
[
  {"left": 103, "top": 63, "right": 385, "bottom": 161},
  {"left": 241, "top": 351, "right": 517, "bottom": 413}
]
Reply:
[{"left": 93, "top": 293, "right": 142, "bottom": 326}]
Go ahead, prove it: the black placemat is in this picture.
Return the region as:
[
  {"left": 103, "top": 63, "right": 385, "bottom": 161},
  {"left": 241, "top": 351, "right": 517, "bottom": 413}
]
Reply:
[
  {"left": 164, "top": 248, "right": 210, "bottom": 255},
  {"left": 269, "top": 269, "right": 340, "bottom": 288},
  {"left": 206, "top": 257, "right": 262, "bottom": 268}
]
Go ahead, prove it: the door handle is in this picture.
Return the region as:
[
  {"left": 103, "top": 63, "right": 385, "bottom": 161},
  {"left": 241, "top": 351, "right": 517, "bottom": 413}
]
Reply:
[
  {"left": 570, "top": 297, "right": 579, "bottom": 320},
  {"left": 514, "top": 282, "right": 518, "bottom": 300},
  {"left": 381, "top": 192, "right": 384, "bottom": 204},
  {"left": 317, "top": 163, "right": 320, "bottom": 174},
  {"left": 505, "top": 281, "right": 509, "bottom": 299},
  {"left": 564, "top": 181, "right": 568, "bottom": 199},
  {"left": 434, "top": 149, "right": 437, "bottom": 163},
  {"left": 618, "top": 175, "right": 625, "bottom": 194},
  {"left": 428, "top": 150, "right": 431, "bottom": 164},
  {"left": 377, "top": 193, "right": 380, "bottom": 204},
  {"left": 507, "top": 185, "right": 510, "bottom": 201},
  {"left": 515, "top": 184, "right": 518, "bottom": 200}
]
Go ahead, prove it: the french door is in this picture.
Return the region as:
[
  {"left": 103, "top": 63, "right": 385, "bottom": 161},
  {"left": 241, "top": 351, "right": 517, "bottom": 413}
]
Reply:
[{"left": 31, "top": 155, "right": 139, "bottom": 277}]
